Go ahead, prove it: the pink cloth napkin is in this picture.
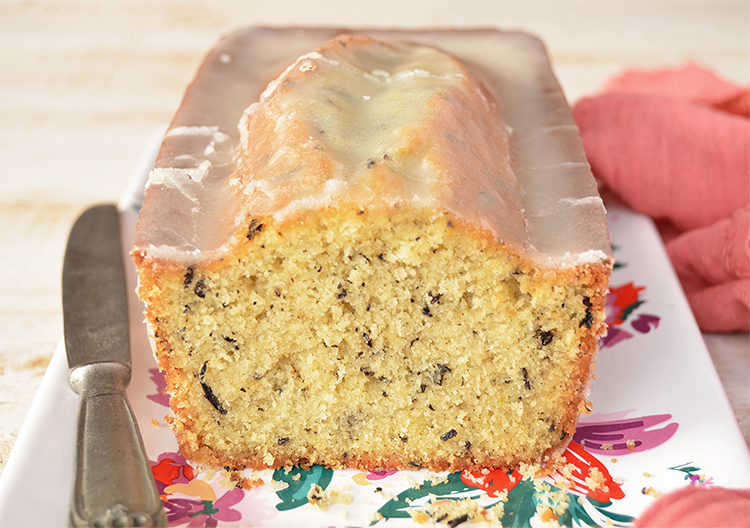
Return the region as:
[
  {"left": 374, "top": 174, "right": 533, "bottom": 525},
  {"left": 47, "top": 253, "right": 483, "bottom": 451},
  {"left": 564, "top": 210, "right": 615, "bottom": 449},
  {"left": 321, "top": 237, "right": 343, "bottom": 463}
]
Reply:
[
  {"left": 633, "top": 486, "right": 750, "bottom": 527},
  {"left": 573, "top": 64, "right": 750, "bottom": 332}
]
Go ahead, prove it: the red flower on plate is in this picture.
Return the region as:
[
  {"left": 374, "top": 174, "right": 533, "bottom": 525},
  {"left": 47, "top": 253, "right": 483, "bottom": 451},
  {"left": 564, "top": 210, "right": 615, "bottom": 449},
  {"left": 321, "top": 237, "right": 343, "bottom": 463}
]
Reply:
[
  {"left": 601, "top": 282, "right": 660, "bottom": 348},
  {"left": 151, "top": 452, "right": 195, "bottom": 497},
  {"left": 460, "top": 467, "right": 523, "bottom": 497},
  {"left": 550, "top": 441, "right": 625, "bottom": 503}
]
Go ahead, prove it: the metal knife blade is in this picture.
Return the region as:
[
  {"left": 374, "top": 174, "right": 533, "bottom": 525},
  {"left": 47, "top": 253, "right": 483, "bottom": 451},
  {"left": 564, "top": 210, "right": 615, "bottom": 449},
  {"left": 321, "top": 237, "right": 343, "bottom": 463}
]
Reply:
[
  {"left": 63, "top": 204, "right": 130, "bottom": 368},
  {"left": 63, "top": 204, "right": 166, "bottom": 527}
]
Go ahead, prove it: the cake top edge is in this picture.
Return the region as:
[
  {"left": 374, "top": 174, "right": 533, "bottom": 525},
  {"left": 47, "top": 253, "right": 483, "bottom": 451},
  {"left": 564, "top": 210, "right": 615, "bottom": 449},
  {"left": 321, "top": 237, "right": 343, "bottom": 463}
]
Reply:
[{"left": 133, "top": 27, "right": 612, "bottom": 268}]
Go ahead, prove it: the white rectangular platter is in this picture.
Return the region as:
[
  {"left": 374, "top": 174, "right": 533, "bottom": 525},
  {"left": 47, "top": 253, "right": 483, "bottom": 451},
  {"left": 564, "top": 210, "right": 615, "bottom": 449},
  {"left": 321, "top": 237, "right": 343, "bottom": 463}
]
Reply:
[{"left": 0, "top": 135, "right": 748, "bottom": 528}]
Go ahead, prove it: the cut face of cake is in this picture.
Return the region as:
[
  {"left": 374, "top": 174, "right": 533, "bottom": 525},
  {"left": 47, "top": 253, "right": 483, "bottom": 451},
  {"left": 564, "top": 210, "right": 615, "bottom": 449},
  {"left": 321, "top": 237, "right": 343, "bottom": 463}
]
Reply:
[{"left": 132, "top": 28, "right": 613, "bottom": 474}]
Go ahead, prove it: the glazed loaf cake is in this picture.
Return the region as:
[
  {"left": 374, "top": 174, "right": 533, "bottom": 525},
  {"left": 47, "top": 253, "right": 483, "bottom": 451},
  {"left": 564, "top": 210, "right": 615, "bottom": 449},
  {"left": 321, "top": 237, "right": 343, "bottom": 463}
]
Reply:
[{"left": 132, "top": 28, "right": 612, "bottom": 474}]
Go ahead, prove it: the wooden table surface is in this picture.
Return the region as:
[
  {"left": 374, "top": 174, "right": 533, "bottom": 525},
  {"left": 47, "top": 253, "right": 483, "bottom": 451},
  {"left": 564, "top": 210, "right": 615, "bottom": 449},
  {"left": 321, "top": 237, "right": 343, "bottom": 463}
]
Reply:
[{"left": 1, "top": 0, "right": 748, "bottom": 476}]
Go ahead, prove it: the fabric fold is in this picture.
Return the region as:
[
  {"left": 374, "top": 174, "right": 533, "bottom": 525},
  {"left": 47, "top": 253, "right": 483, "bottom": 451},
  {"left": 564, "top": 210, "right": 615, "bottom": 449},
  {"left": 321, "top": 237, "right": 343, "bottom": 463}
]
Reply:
[
  {"left": 574, "top": 92, "right": 749, "bottom": 234},
  {"left": 573, "top": 63, "right": 750, "bottom": 332},
  {"left": 666, "top": 206, "right": 749, "bottom": 332}
]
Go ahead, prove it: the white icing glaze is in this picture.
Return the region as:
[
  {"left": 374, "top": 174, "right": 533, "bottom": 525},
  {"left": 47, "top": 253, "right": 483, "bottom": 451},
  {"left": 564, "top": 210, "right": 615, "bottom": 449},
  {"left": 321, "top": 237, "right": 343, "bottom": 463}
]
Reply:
[
  {"left": 134, "top": 28, "right": 612, "bottom": 268},
  {"left": 234, "top": 35, "right": 504, "bottom": 230},
  {"left": 146, "top": 162, "right": 212, "bottom": 196},
  {"left": 166, "top": 125, "right": 230, "bottom": 140}
]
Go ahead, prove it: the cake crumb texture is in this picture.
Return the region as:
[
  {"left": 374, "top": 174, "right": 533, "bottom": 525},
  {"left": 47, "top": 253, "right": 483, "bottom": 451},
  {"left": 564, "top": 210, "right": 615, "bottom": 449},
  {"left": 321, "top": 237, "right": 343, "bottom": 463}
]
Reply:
[{"left": 135, "top": 206, "right": 608, "bottom": 473}]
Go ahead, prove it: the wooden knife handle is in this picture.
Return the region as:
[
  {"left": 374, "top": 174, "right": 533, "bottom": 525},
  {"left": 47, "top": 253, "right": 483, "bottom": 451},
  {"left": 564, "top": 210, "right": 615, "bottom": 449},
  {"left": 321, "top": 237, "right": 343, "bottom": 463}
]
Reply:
[{"left": 68, "top": 362, "right": 167, "bottom": 527}]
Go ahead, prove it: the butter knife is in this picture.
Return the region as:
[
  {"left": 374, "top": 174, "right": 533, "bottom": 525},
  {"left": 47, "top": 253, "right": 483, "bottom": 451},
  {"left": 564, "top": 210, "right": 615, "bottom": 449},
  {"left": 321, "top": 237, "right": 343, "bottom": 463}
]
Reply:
[{"left": 63, "top": 204, "right": 166, "bottom": 527}]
